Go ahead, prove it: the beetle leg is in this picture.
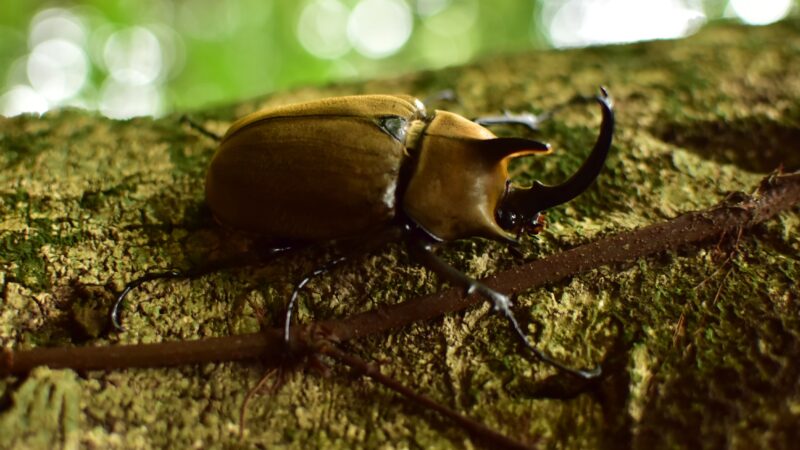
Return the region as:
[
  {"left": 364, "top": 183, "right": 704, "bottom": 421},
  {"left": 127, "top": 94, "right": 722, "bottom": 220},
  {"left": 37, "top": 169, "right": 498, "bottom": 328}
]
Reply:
[
  {"left": 472, "top": 111, "right": 549, "bottom": 131},
  {"left": 422, "top": 89, "right": 458, "bottom": 105},
  {"left": 283, "top": 227, "right": 405, "bottom": 343},
  {"left": 406, "top": 235, "right": 601, "bottom": 380},
  {"left": 473, "top": 91, "right": 605, "bottom": 132},
  {"left": 284, "top": 255, "right": 349, "bottom": 343},
  {"left": 111, "top": 245, "right": 294, "bottom": 331}
]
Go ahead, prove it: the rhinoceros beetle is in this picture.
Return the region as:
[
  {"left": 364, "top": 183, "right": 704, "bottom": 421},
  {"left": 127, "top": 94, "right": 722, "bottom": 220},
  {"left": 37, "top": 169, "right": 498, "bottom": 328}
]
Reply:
[{"left": 112, "top": 88, "right": 614, "bottom": 379}]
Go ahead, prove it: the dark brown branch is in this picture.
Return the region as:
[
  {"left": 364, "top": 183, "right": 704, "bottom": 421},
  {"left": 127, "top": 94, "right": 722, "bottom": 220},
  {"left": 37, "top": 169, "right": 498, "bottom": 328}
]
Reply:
[
  {"left": 319, "top": 170, "right": 800, "bottom": 341},
  {"left": 1, "top": 330, "right": 282, "bottom": 374},
  {"left": 2, "top": 171, "right": 799, "bottom": 376}
]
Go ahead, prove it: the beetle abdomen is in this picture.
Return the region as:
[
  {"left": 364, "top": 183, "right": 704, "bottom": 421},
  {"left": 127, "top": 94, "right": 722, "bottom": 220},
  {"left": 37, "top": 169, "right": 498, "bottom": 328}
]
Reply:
[{"left": 206, "top": 102, "right": 417, "bottom": 240}]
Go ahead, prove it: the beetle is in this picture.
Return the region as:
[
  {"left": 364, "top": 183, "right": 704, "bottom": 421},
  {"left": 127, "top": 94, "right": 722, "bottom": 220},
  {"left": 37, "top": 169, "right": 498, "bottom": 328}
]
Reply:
[{"left": 112, "top": 88, "right": 614, "bottom": 379}]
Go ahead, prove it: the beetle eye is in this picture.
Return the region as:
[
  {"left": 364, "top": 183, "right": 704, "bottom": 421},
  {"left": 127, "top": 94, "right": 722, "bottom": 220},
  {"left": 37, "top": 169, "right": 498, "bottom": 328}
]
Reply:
[
  {"left": 377, "top": 116, "right": 408, "bottom": 142},
  {"left": 496, "top": 208, "right": 517, "bottom": 231}
]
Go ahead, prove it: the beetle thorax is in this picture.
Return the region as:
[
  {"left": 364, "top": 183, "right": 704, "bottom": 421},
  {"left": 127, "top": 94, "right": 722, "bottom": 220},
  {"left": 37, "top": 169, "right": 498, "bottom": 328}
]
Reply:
[{"left": 402, "top": 111, "right": 513, "bottom": 242}]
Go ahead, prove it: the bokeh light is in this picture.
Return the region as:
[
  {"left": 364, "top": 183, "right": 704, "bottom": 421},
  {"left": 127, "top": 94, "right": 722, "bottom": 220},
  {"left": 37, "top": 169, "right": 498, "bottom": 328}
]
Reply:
[
  {"left": 541, "top": 0, "right": 706, "bottom": 48},
  {"left": 0, "top": 7, "right": 92, "bottom": 115},
  {"left": 297, "top": 0, "right": 352, "bottom": 59},
  {"left": 99, "top": 26, "right": 168, "bottom": 118},
  {"left": 0, "top": 1, "right": 798, "bottom": 118},
  {"left": 728, "top": 0, "right": 793, "bottom": 25},
  {"left": 29, "top": 8, "right": 86, "bottom": 47},
  {"left": 104, "top": 27, "right": 164, "bottom": 86},
  {"left": 347, "top": 0, "right": 413, "bottom": 59},
  {"left": 27, "top": 38, "right": 88, "bottom": 102},
  {"left": 100, "top": 79, "right": 163, "bottom": 119},
  {"left": 417, "top": 0, "right": 478, "bottom": 67},
  {"left": 415, "top": 0, "right": 451, "bottom": 17},
  {"left": 0, "top": 85, "right": 49, "bottom": 116}
]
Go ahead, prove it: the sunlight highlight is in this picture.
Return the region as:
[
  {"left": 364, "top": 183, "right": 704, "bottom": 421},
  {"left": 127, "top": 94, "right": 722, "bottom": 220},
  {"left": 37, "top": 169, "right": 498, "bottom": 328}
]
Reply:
[
  {"left": 728, "top": 0, "right": 793, "bottom": 25},
  {"left": 541, "top": 0, "right": 706, "bottom": 48},
  {"left": 347, "top": 0, "right": 413, "bottom": 59},
  {"left": 297, "top": 0, "right": 352, "bottom": 59}
]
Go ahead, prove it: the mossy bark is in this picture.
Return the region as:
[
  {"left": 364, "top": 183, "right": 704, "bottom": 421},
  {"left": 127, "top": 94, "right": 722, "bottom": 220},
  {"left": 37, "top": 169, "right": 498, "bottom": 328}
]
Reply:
[{"left": 1, "top": 20, "right": 799, "bottom": 449}]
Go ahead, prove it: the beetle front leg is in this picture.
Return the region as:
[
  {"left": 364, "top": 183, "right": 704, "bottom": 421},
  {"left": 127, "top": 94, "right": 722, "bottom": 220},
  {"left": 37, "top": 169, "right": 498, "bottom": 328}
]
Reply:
[
  {"left": 406, "top": 235, "right": 601, "bottom": 380},
  {"left": 406, "top": 238, "right": 513, "bottom": 314},
  {"left": 473, "top": 91, "right": 604, "bottom": 132},
  {"left": 472, "top": 111, "right": 548, "bottom": 132}
]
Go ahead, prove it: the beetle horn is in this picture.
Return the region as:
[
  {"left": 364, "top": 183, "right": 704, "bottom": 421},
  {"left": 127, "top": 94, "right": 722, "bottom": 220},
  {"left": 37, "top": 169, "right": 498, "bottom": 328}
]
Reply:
[{"left": 500, "top": 88, "right": 614, "bottom": 216}]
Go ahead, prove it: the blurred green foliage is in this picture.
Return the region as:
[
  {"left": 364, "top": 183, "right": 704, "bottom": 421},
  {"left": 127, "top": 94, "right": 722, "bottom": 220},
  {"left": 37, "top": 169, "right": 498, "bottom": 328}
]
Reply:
[{"left": 0, "top": 0, "right": 797, "bottom": 117}]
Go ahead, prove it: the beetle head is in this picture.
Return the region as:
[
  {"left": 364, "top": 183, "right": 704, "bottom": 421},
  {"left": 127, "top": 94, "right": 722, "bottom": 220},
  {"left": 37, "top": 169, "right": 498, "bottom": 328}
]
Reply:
[
  {"left": 402, "top": 112, "right": 552, "bottom": 242},
  {"left": 402, "top": 88, "right": 613, "bottom": 243},
  {"left": 496, "top": 197, "right": 547, "bottom": 240}
]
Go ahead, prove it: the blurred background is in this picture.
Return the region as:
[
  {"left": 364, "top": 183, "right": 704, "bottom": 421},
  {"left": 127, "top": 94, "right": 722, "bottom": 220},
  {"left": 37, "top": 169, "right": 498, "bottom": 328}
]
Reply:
[{"left": 0, "top": 0, "right": 796, "bottom": 119}]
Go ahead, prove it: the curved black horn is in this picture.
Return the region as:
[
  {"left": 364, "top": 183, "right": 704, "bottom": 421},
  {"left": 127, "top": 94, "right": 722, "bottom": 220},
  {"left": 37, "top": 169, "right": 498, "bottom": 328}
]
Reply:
[{"left": 502, "top": 87, "right": 614, "bottom": 216}]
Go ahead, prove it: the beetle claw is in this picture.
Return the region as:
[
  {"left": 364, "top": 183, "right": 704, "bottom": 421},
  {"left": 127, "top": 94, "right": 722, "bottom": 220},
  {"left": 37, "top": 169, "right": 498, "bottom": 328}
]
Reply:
[
  {"left": 503, "top": 311, "right": 603, "bottom": 380},
  {"left": 491, "top": 291, "right": 513, "bottom": 314},
  {"left": 465, "top": 281, "right": 513, "bottom": 313}
]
